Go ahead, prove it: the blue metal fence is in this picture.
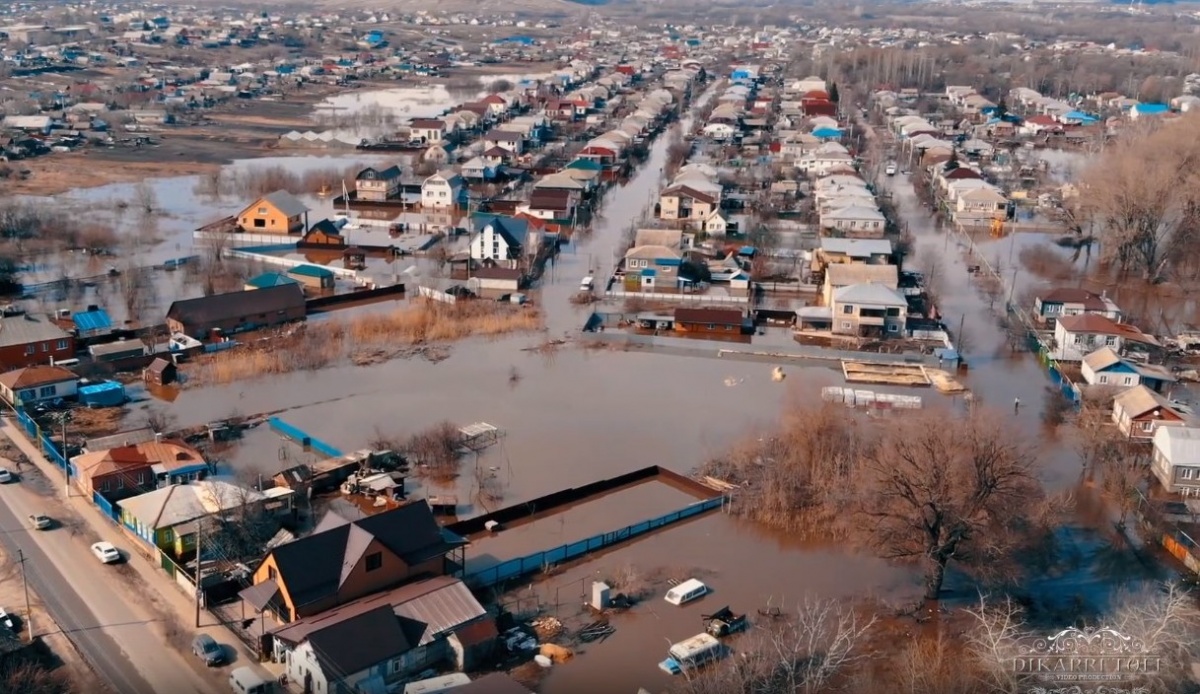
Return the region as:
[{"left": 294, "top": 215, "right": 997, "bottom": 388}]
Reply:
[
  {"left": 12, "top": 407, "right": 75, "bottom": 477},
  {"left": 93, "top": 491, "right": 120, "bottom": 523},
  {"left": 268, "top": 417, "right": 344, "bottom": 458},
  {"left": 464, "top": 496, "right": 724, "bottom": 589}
]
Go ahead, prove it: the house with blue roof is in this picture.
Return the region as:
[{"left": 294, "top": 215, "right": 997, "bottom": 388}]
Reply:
[
  {"left": 812, "top": 127, "right": 842, "bottom": 140},
  {"left": 1130, "top": 103, "right": 1169, "bottom": 121},
  {"left": 245, "top": 272, "right": 301, "bottom": 291},
  {"left": 286, "top": 265, "right": 336, "bottom": 290},
  {"left": 73, "top": 308, "right": 113, "bottom": 338},
  {"left": 1061, "top": 110, "right": 1099, "bottom": 125}
]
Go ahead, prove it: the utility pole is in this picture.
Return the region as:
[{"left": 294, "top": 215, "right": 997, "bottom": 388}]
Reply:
[
  {"left": 194, "top": 518, "right": 203, "bottom": 628},
  {"left": 17, "top": 550, "right": 32, "bottom": 642}
]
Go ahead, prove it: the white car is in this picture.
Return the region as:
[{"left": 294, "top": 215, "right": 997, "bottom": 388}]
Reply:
[
  {"left": 91, "top": 542, "right": 121, "bottom": 564},
  {"left": 0, "top": 469, "right": 12, "bottom": 483}
]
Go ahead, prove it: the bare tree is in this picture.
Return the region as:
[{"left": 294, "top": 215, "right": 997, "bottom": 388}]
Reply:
[
  {"left": 675, "top": 597, "right": 876, "bottom": 694},
  {"left": 133, "top": 180, "right": 157, "bottom": 215},
  {"left": 861, "top": 408, "right": 1049, "bottom": 600}
]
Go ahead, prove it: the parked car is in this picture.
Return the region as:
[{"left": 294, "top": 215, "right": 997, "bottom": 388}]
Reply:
[
  {"left": 192, "top": 633, "right": 225, "bottom": 666},
  {"left": 90, "top": 542, "right": 120, "bottom": 564},
  {"left": 29, "top": 514, "right": 51, "bottom": 530},
  {"left": 885, "top": 163, "right": 897, "bottom": 176},
  {"left": 0, "top": 469, "right": 13, "bottom": 483},
  {"left": 0, "top": 608, "right": 15, "bottom": 631}
]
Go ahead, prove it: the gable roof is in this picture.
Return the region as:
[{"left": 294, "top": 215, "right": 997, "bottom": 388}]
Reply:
[
  {"left": 662, "top": 185, "right": 716, "bottom": 205},
  {"left": 826, "top": 263, "right": 899, "bottom": 287},
  {"left": 73, "top": 440, "right": 206, "bottom": 479},
  {"left": 119, "top": 481, "right": 266, "bottom": 530},
  {"left": 1039, "top": 288, "right": 1111, "bottom": 310},
  {"left": 245, "top": 272, "right": 301, "bottom": 290},
  {"left": 1153, "top": 426, "right": 1200, "bottom": 465},
  {"left": 472, "top": 215, "right": 527, "bottom": 248},
  {"left": 832, "top": 282, "right": 908, "bottom": 307},
  {"left": 1113, "top": 385, "right": 1179, "bottom": 418},
  {"left": 257, "top": 190, "right": 309, "bottom": 218},
  {"left": 0, "top": 365, "right": 78, "bottom": 390},
  {"left": 167, "top": 284, "right": 306, "bottom": 328},
  {"left": 265, "top": 501, "right": 462, "bottom": 610},
  {"left": 819, "top": 238, "right": 892, "bottom": 258},
  {"left": 1057, "top": 314, "right": 1159, "bottom": 346},
  {"left": 1082, "top": 346, "right": 1123, "bottom": 373},
  {"left": 355, "top": 165, "right": 401, "bottom": 181},
  {"left": 0, "top": 314, "right": 71, "bottom": 349},
  {"left": 634, "top": 228, "right": 684, "bottom": 251}
]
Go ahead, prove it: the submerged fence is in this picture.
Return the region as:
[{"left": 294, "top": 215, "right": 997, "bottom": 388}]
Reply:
[
  {"left": 268, "top": 417, "right": 344, "bottom": 458},
  {"left": 463, "top": 495, "right": 725, "bottom": 590}
]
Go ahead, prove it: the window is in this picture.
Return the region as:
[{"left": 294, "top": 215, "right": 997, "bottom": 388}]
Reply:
[
  {"left": 842, "top": 321, "right": 852, "bottom": 329},
  {"left": 1072, "top": 334, "right": 1084, "bottom": 345},
  {"left": 41, "top": 342, "right": 48, "bottom": 352},
  {"left": 56, "top": 339, "right": 67, "bottom": 350},
  {"left": 38, "top": 386, "right": 55, "bottom": 398},
  {"left": 1182, "top": 468, "right": 1194, "bottom": 480},
  {"left": 117, "top": 476, "right": 124, "bottom": 489},
  {"left": 842, "top": 305, "right": 854, "bottom": 314},
  {"left": 268, "top": 566, "right": 277, "bottom": 581},
  {"left": 1105, "top": 335, "right": 1117, "bottom": 346},
  {"left": 388, "top": 659, "right": 403, "bottom": 676},
  {"left": 253, "top": 219, "right": 266, "bottom": 228},
  {"left": 365, "top": 552, "right": 383, "bottom": 572},
  {"left": 888, "top": 324, "right": 899, "bottom": 332},
  {"left": 257, "top": 207, "right": 267, "bottom": 214},
  {"left": 24, "top": 344, "right": 34, "bottom": 355},
  {"left": 1123, "top": 376, "right": 1134, "bottom": 386},
  {"left": 1098, "top": 375, "right": 1109, "bottom": 384},
  {"left": 1141, "top": 421, "right": 1156, "bottom": 432}
]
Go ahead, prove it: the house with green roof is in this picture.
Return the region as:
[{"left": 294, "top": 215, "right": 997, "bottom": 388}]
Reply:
[
  {"left": 286, "top": 265, "right": 335, "bottom": 290},
  {"left": 245, "top": 272, "right": 301, "bottom": 291}
]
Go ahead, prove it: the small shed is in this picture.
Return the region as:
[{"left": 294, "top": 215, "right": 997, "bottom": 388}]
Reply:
[
  {"left": 343, "top": 247, "right": 367, "bottom": 270},
  {"left": 144, "top": 357, "right": 177, "bottom": 386},
  {"left": 244, "top": 272, "right": 300, "bottom": 291},
  {"left": 88, "top": 340, "right": 146, "bottom": 362},
  {"left": 286, "top": 265, "right": 335, "bottom": 290},
  {"left": 78, "top": 381, "right": 126, "bottom": 407}
]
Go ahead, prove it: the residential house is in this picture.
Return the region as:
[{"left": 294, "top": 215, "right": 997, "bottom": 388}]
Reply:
[
  {"left": 421, "top": 171, "right": 463, "bottom": 209},
  {"left": 659, "top": 186, "right": 718, "bottom": 225},
  {"left": 470, "top": 267, "right": 522, "bottom": 294},
  {"left": 823, "top": 263, "right": 899, "bottom": 306},
  {"left": 269, "top": 576, "right": 494, "bottom": 692},
  {"left": 519, "top": 188, "right": 578, "bottom": 222},
  {"left": 0, "top": 365, "right": 80, "bottom": 407},
  {"left": 73, "top": 440, "right": 210, "bottom": 501},
  {"left": 1051, "top": 314, "right": 1159, "bottom": 362},
  {"left": 0, "top": 315, "right": 75, "bottom": 370},
  {"left": 673, "top": 308, "right": 748, "bottom": 336},
  {"left": 301, "top": 220, "right": 346, "bottom": 248},
  {"left": 1151, "top": 426, "right": 1200, "bottom": 496},
  {"left": 408, "top": 119, "right": 446, "bottom": 144},
  {"left": 830, "top": 283, "right": 909, "bottom": 337},
  {"left": 820, "top": 205, "right": 887, "bottom": 238},
  {"left": 422, "top": 144, "right": 450, "bottom": 167},
  {"left": 1112, "top": 385, "right": 1189, "bottom": 439},
  {"left": 118, "top": 480, "right": 291, "bottom": 557},
  {"left": 244, "top": 272, "right": 302, "bottom": 291},
  {"left": 286, "top": 265, "right": 336, "bottom": 291},
  {"left": 469, "top": 216, "right": 529, "bottom": 269},
  {"left": 483, "top": 129, "right": 524, "bottom": 155},
  {"left": 955, "top": 187, "right": 1008, "bottom": 220},
  {"left": 460, "top": 157, "right": 497, "bottom": 182},
  {"left": 242, "top": 502, "right": 465, "bottom": 623},
  {"left": 237, "top": 191, "right": 310, "bottom": 234},
  {"left": 167, "top": 284, "right": 306, "bottom": 339},
  {"left": 355, "top": 165, "right": 402, "bottom": 202},
  {"left": 1034, "top": 288, "right": 1122, "bottom": 324},
  {"left": 624, "top": 245, "right": 683, "bottom": 292},
  {"left": 813, "top": 238, "right": 893, "bottom": 274},
  {"left": 1081, "top": 347, "right": 1176, "bottom": 393}
]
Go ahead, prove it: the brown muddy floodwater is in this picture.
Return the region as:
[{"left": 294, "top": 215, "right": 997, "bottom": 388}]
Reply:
[
  {"left": 503, "top": 510, "right": 922, "bottom": 694},
  {"left": 462, "top": 480, "right": 702, "bottom": 573}
]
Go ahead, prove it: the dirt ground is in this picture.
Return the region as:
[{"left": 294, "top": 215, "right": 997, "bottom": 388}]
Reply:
[{"left": 0, "top": 546, "right": 94, "bottom": 692}]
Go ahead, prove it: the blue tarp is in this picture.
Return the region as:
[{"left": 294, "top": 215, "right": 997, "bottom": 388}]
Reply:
[
  {"left": 79, "top": 381, "right": 126, "bottom": 407},
  {"left": 812, "top": 127, "right": 843, "bottom": 139},
  {"left": 73, "top": 309, "right": 112, "bottom": 333}
]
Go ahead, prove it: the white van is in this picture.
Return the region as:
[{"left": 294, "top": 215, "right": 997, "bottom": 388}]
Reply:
[
  {"left": 229, "top": 667, "right": 275, "bottom": 694},
  {"left": 580, "top": 276, "right": 595, "bottom": 292},
  {"left": 664, "top": 578, "right": 708, "bottom": 606},
  {"left": 658, "top": 633, "right": 723, "bottom": 675}
]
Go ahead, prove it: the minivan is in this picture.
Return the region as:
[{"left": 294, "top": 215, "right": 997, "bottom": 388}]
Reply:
[
  {"left": 664, "top": 578, "right": 708, "bottom": 606},
  {"left": 229, "top": 667, "right": 275, "bottom": 694}
]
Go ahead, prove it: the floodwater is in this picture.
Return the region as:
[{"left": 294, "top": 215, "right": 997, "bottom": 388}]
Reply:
[
  {"left": 462, "top": 480, "right": 702, "bottom": 573},
  {"left": 516, "top": 511, "right": 923, "bottom": 694},
  {"left": 315, "top": 85, "right": 474, "bottom": 123}
]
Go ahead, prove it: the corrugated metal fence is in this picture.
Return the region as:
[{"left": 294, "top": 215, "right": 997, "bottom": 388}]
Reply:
[
  {"left": 267, "top": 417, "right": 344, "bottom": 458},
  {"left": 463, "top": 496, "right": 725, "bottom": 590}
]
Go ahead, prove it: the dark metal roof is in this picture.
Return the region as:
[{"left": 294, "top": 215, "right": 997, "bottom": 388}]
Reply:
[
  {"left": 166, "top": 284, "right": 305, "bottom": 329},
  {"left": 307, "top": 604, "right": 412, "bottom": 677}
]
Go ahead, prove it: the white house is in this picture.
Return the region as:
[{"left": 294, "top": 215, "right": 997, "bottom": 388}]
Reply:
[
  {"left": 820, "top": 205, "right": 886, "bottom": 236},
  {"left": 421, "top": 171, "right": 463, "bottom": 209},
  {"left": 469, "top": 216, "right": 528, "bottom": 269},
  {"left": 702, "top": 122, "right": 738, "bottom": 141},
  {"left": 408, "top": 119, "right": 446, "bottom": 144},
  {"left": 1152, "top": 426, "right": 1200, "bottom": 496},
  {"left": 0, "top": 365, "right": 80, "bottom": 406},
  {"left": 1051, "top": 314, "right": 1160, "bottom": 362}
]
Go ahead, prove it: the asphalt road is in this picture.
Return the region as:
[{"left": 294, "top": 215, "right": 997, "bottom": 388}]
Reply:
[{"left": 0, "top": 473, "right": 217, "bottom": 694}]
